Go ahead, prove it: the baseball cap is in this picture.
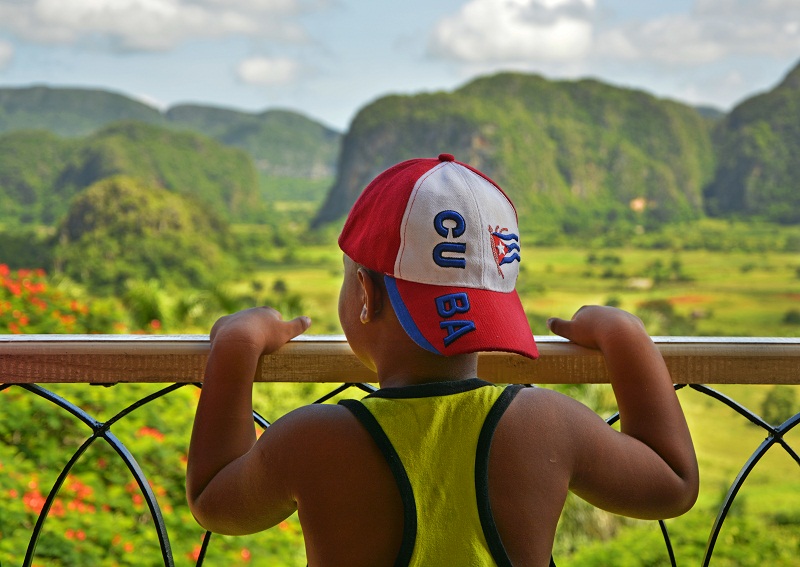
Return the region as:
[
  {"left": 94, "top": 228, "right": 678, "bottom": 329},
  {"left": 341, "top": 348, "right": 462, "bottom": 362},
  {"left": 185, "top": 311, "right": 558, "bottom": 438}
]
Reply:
[{"left": 338, "top": 153, "right": 538, "bottom": 359}]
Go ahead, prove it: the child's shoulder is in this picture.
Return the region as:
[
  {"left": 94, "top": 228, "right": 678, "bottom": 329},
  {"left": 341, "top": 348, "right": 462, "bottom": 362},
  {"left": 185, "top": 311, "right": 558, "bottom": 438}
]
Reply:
[
  {"left": 502, "top": 385, "right": 612, "bottom": 446},
  {"left": 268, "top": 402, "right": 361, "bottom": 436},
  {"left": 260, "top": 401, "right": 382, "bottom": 458}
]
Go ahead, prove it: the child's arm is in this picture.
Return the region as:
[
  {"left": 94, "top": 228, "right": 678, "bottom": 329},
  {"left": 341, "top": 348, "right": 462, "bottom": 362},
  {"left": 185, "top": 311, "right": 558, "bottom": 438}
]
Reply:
[
  {"left": 547, "top": 306, "right": 699, "bottom": 519},
  {"left": 186, "top": 307, "right": 311, "bottom": 534}
]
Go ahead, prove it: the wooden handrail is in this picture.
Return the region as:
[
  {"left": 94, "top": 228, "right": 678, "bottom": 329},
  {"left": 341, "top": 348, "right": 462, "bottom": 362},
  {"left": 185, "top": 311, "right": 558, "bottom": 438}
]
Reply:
[{"left": 1, "top": 335, "right": 799, "bottom": 385}]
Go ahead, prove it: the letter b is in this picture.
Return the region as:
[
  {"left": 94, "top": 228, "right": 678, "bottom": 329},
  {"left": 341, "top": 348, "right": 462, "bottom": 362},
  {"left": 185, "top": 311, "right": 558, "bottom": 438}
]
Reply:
[{"left": 435, "top": 293, "right": 471, "bottom": 318}]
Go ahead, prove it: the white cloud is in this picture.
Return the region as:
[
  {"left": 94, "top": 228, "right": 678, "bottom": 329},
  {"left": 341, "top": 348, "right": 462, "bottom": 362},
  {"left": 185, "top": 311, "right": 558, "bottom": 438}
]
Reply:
[
  {"left": 429, "top": 0, "right": 595, "bottom": 64},
  {"left": 431, "top": 0, "right": 800, "bottom": 72},
  {"left": 596, "top": 0, "right": 800, "bottom": 66},
  {"left": 237, "top": 56, "right": 301, "bottom": 86},
  {"left": 0, "top": 0, "right": 319, "bottom": 51},
  {"left": 0, "top": 40, "right": 13, "bottom": 69}
]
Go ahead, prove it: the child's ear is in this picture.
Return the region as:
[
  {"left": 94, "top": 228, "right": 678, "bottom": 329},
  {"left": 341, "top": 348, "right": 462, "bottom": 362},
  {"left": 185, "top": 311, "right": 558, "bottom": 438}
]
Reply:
[{"left": 357, "top": 268, "right": 383, "bottom": 323}]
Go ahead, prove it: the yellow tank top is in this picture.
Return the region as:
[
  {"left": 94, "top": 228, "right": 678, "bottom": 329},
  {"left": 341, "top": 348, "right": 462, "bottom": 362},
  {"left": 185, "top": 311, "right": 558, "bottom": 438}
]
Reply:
[{"left": 339, "top": 378, "right": 525, "bottom": 566}]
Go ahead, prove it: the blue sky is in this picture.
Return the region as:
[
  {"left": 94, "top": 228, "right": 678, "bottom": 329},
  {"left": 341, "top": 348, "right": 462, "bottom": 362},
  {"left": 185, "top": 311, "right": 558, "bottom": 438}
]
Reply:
[{"left": 0, "top": 0, "right": 798, "bottom": 130}]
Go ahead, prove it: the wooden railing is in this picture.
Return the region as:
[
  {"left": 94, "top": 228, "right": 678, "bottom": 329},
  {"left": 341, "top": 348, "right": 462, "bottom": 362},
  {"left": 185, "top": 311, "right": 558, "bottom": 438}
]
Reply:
[
  {"left": 1, "top": 335, "right": 799, "bottom": 566},
  {"left": 2, "top": 334, "right": 799, "bottom": 385}
]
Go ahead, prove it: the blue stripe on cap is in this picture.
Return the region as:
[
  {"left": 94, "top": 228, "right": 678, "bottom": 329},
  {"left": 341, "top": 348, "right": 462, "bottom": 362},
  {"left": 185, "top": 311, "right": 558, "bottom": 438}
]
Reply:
[{"left": 384, "top": 275, "right": 440, "bottom": 355}]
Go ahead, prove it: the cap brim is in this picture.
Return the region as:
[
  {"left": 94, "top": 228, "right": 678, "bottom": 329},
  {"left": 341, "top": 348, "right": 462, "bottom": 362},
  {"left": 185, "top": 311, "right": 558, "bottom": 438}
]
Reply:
[{"left": 384, "top": 276, "right": 539, "bottom": 359}]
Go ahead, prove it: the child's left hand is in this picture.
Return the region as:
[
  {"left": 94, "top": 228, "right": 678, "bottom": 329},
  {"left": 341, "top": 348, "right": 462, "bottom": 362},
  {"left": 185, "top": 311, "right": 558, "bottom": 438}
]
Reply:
[{"left": 209, "top": 306, "right": 311, "bottom": 356}]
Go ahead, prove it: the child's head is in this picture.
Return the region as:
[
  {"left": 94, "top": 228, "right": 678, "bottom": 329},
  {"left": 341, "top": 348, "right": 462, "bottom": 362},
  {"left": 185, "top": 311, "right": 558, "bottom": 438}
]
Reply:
[{"left": 338, "top": 153, "right": 537, "bottom": 360}]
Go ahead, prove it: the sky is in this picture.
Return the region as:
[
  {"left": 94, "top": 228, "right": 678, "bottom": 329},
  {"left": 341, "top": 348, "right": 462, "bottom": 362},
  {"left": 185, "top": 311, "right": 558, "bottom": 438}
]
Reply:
[{"left": 0, "top": 0, "right": 799, "bottom": 131}]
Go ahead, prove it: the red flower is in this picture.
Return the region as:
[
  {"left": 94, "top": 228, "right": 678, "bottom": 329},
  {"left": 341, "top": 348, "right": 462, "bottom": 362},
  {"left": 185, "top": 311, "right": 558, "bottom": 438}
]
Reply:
[
  {"left": 7, "top": 283, "right": 21, "bottom": 297},
  {"left": 23, "top": 490, "right": 46, "bottom": 514},
  {"left": 137, "top": 426, "right": 165, "bottom": 442},
  {"left": 67, "top": 478, "right": 94, "bottom": 499},
  {"left": 187, "top": 544, "right": 202, "bottom": 561},
  {"left": 50, "top": 498, "right": 65, "bottom": 517}
]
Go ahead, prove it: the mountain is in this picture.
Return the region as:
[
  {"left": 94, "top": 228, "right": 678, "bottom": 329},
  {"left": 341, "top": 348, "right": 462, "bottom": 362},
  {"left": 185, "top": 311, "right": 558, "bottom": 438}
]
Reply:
[
  {"left": 694, "top": 105, "right": 726, "bottom": 121},
  {"left": 315, "top": 73, "right": 716, "bottom": 236},
  {"left": 0, "top": 121, "right": 263, "bottom": 225},
  {"left": 703, "top": 62, "right": 800, "bottom": 224},
  {"left": 0, "top": 86, "right": 163, "bottom": 137},
  {"left": 166, "top": 105, "right": 340, "bottom": 180},
  {"left": 0, "top": 86, "right": 341, "bottom": 186},
  {"left": 0, "top": 130, "right": 77, "bottom": 224}
]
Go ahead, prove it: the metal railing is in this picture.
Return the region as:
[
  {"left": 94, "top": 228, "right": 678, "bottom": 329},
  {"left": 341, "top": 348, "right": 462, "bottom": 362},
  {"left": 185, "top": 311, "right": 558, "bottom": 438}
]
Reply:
[{"left": 1, "top": 335, "right": 799, "bottom": 566}]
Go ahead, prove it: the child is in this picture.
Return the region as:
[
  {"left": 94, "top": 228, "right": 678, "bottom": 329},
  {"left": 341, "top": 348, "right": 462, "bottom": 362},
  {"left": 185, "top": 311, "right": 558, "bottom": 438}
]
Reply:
[{"left": 187, "top": 153, "right": 699, "bottom": 566}]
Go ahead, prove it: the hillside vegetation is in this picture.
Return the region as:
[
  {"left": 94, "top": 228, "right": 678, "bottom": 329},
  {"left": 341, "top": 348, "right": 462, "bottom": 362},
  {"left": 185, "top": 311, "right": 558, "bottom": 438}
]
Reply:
[
  {"left": 0, "top": 85, "right": 340, "bottom": 188},
  {"left": 0, "top": 86, "right": 162, "bottom": 136},
  {"left": 704, "top": 61, "right": 800, "bottom": 224},
  {"left": 166, "top": 105, "right": 340, "bottom": 180},
  {"left": 315, "top": 73, "right": 717, "bottom": 239},
  {"left": 55, "top": 175, "right": 235, "bottom": 291},
  {"left": 0, "top": 121, "right": 262, "bottom": 225},
  {"left": 4, "top": 61, "right": 800, "bottom": 238},
  {"left": 0, "top": 130, "right": 76, "bottom": 224},
  {"left": 1, "top": 61, "right": 800, "bottom": 302}
]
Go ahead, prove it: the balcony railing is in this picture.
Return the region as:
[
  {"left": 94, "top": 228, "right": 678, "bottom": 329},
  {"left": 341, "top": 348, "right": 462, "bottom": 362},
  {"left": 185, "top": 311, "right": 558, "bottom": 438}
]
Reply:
[{"left": 1, "top": 335, "right": 799, "bottom": 566}]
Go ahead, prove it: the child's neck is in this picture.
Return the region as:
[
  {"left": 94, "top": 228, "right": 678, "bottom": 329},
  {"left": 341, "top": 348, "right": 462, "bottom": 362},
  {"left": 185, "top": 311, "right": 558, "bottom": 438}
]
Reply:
[{"left": 376, "top": 353, "right": 479, "bottom": 389}]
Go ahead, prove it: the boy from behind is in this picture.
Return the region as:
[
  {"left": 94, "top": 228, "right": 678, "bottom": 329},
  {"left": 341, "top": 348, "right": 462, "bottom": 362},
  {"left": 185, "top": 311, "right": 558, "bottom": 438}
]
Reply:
[{"left": 187, "top": 153, "right": 698, "bottom": 566}]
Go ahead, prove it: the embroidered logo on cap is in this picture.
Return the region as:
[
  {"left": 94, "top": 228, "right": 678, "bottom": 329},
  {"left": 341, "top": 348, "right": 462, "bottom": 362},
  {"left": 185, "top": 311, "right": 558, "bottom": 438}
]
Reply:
[{"left": 489, "top": 225, "right": 521, "bottom": 278}]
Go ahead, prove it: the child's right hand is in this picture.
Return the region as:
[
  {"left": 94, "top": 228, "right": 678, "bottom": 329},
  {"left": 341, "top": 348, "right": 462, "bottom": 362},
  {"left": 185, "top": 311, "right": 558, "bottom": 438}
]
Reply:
[
  {"left": 210, "top": 306, "right": 311, "bottom": 356},
  {"left": 547, "top": 305, "right": 647, "bottom": 350}
]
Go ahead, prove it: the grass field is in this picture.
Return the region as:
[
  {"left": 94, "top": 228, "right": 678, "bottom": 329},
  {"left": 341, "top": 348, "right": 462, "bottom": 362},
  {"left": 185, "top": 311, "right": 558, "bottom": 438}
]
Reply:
[{"left": 239, "top": 242, "right": 800, "bottom": 338}]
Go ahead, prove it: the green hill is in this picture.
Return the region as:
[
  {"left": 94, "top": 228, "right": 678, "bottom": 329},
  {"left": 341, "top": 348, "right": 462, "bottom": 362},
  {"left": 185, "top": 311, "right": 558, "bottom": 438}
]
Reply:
[
  {"left": 54, "top": 175, "right": 235, "bottom": 290},
  {"left": 55, "top": 121, "right": 264, "bottom": 222},
  {"left": 0, "top": 86, "right": 341, "bottom": 196},
  {"left": 0, "top": 130, "right": 77, "bottom": 224},
  {"left": 0, "top": 121, "right": 263, "bottom": 225},
  {"left": 314, "top": 73, "right": 716, "bottom": 238},
  {"left": 0, "top": 86, "right": 163, "bottom": 137},
  {"left": 703, "top": 61, "right": 800, "bottom": 224},
  {"left": 5, "top": 61, "right": 800, "bottom": 236},
  {"left": 166, "top": 105, "right": 340, "bottom": 181}
]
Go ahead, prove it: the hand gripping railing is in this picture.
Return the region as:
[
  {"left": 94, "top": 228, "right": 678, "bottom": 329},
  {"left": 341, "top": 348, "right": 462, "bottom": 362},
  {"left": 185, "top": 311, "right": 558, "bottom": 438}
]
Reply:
[{"left": 1, "top": 335, "right": 799, "bottom": 566}]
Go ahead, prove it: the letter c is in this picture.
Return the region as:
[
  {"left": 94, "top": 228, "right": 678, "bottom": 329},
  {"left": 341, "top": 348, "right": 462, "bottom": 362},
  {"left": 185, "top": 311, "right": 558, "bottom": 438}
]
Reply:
[{"left": 433, "top": 210, "right": 466, "bottom": 238}]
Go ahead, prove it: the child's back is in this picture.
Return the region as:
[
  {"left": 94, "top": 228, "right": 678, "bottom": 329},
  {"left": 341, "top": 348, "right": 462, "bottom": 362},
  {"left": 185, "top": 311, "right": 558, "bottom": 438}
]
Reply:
[
  {"left": 242, "top": 381, "right": 572, "bottom": 566},
  {"left": 187, "top": 154, "right": 698, "bottom": 566}
]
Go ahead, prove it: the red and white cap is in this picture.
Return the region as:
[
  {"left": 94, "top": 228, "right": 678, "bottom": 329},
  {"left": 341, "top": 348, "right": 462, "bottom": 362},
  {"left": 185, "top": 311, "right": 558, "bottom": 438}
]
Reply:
[{"left": 339, "top": 153, "right": 538, "bottom": 359}]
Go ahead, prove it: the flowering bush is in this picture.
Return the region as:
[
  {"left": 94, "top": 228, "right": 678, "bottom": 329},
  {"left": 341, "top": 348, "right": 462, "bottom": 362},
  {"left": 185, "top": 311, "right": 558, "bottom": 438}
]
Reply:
[
  {"left": 0, "top": 264, "right": 131, "bottom": 333},
  {"left": 0, "top": 383, "right": 307, "bottom": 565}
]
